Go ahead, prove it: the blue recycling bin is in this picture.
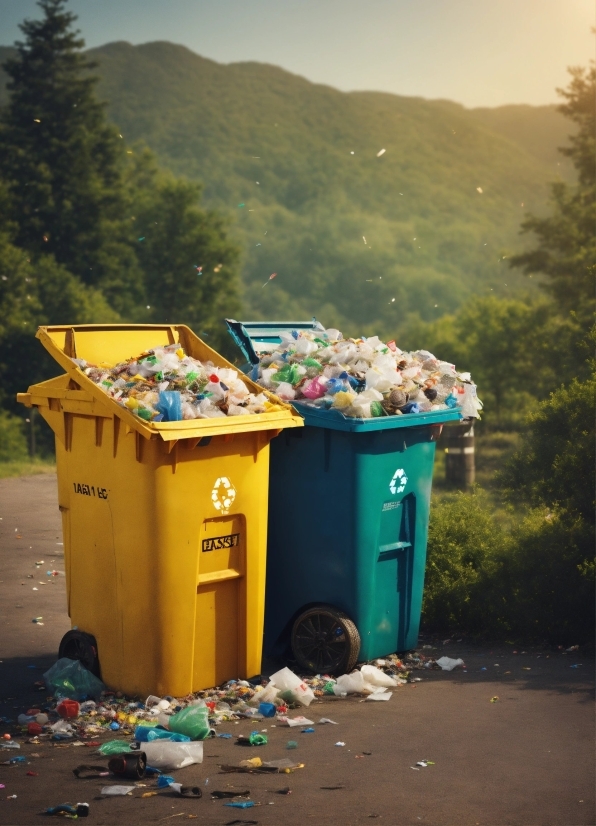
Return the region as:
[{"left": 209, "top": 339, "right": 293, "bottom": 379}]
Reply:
[{"left": 227, "top": 319, "right": 461, "bottom": 674}]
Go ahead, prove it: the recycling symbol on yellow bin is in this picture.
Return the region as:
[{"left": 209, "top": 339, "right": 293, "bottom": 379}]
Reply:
[
  {"left": 211, "top": 476, "right": 236, "bottom": 514},
  {"left": 389, "top": 468, "right": 408, "bottom": 495}
]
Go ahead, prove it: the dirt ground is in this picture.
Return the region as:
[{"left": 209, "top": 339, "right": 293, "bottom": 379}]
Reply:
[{"left": 0, "top": 474, "right": 594, "bottom": 826}]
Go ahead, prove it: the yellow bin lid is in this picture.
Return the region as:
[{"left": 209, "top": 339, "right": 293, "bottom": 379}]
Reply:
[{"left": 18, "top": 324, "right": 303, "bottom": 441}]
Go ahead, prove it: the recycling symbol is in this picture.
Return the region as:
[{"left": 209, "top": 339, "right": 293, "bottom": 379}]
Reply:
[
  {"left": 389, "top": 468, "right": 408, "bottom": 495},
  {"left": 211, "top": 477, "right": 236, "bottom": 514}
]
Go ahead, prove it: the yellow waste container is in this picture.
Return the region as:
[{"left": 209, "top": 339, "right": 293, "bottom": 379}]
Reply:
[{"left": 17, "top": 324, "right": 303, "bottom": 697}]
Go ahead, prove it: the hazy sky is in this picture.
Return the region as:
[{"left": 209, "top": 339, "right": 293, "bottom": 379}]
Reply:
[{"left": 0, "top": 0, "right": 593, "bottom": 107}]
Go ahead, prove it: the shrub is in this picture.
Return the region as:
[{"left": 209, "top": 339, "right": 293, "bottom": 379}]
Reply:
[{"left": 0, "top": 410, "right": 28, "bottom": 462}]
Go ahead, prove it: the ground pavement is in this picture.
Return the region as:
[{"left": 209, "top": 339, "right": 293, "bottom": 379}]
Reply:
[{"left": 0, "top": 474, "right": 594, "bottom": 826}]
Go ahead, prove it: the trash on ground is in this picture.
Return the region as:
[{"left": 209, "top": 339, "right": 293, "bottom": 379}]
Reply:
[
  {"left": 279, "top": 716, "right": 314, "bottom": 727},
  {"left": 168, "top": 705, "right": 210, "bottom": 741},
  {"left": 46, "top": 803, "right": 89, "bottom": 817},
  {"left": 269, "top": 667, "right": 315, "bottom": 707},
  {"left": 365, "top": 691, "right": 392, "bottom": 701},
  {"left": 43, "top": 658, "right": 105, "bottom": 700},
  {"left": 211, "top": 790, "right": 251, "bottom": 799},
  {"left": 138, "top": 741, "right": 204, "bottom": 770},
  {"left": 252, "top": 327, "right": 481, "bottom": 419},
  {"left": 100, "top": 785, "right": 136, "bottom": 796},
  {"left": 435, "top": 657, "right": 465, "bottom": 671}
]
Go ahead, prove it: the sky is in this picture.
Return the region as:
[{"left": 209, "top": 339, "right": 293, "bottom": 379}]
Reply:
[{"left": 0, "top": 0, "right": 594, "bottom": 108}]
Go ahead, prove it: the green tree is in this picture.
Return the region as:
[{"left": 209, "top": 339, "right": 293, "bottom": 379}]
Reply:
[
  {"left": 0, "top": 0, "right": 142, "bottom": 313},
  {"left": 403, "top": 295, "right": 588, "bottom": 428},
  {"left": 131, "top": 154, "right": 241, "bottom": 355},
  {"left": 501, "top": 371, "right": 596, "bottom": 524},
  {"left": 509, "top": 63, "right": 596, "bottom": 319}
]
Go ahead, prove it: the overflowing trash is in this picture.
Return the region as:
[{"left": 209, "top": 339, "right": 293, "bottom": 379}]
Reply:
[
  {"left": 251, "top": 326, "right": 481, "bottom": 419},
  {"left": 74, "top": 343, "right": 284, "bottom": 421}
]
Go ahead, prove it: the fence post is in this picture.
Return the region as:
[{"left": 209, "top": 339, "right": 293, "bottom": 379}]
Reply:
[{"left": 442, "top": 421, "right": 475, "bottom": 487}]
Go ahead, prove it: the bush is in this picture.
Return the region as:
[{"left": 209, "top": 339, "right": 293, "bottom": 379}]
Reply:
[
  {"left": 502, "top": 508, "right": 594, "bottom": 645},
  {"left": 0, "top": 410, "right": 28, "bottom": 462},
  {"left": 423, "top": 489, "right": 508, "bottom": 634},
  {"left": 423, "top": 490, "right": 595, "bottom": 645}
]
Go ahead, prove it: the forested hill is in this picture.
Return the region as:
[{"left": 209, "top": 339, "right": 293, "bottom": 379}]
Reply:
[{"left": 0, "top": 41, "right": 574, "bottom": 336}]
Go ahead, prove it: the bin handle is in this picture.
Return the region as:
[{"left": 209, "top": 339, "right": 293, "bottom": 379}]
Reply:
[{"left": 378, "top": 542, "right": 411, "bottom": 561}]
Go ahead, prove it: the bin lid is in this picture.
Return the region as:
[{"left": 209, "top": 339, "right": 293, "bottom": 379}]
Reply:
[
  {"left": 225, "top": 318, "right": 326, "bottom": 365},
  {"left": 225, "top": 318, "right": 462, "bottom": 432},
  {"left": 18, "top": 324, "right": 303, "bottom": 441}
]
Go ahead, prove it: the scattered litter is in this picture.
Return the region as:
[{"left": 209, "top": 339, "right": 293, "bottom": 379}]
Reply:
[
  {"left": 335, "top": 742, "right": 346, "bottom": 747},
  {"left": 46, "top": 803, "right": 89, "bottom": 817},
  {"left": 211, "top": 790, "right": 251, "bottom": 799},
  {"left": 435, "top": 657, "right": 465, "bottom": 671},
  {"left": 270, "top": 667, "right": 315, "bottom": 707},
  {"left": 280, "top": 716, "right": 314, "bottom": 727},
  {"left": 100, "top": 785, "right": 136, "bottom": 796},
  {"left": 490, "top": 696, "right": 500, "bottom": 703},
  {"left": 318, "top": 718, "right": 338, "bottom": 725},
  {"left": 43, "top": 658, "right": 105, "bottom": 700},
  {"left": 225, "top": 801, "right": 256, "bottom": 809}
]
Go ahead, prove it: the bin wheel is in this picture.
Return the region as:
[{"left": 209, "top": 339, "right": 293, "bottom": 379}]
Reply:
[
  {"left": 291, "top": 605, "right": 361, "bottom": 675},
  {"left": 58, "top": 630, "right": 101, "bottom": 678}
]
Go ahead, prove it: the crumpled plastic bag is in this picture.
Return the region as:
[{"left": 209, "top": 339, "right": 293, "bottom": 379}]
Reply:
[
  {"left": 360, "top": 664, "right": 399, "bottom": 687},
  {"left": 270, "top": 667, "right": 315, "bottom": 707},
  {"left": 333, "top": 671, "right": 368, "bottom": 695},
  {"left": 98, "top": 740, "right": 135, "bottom": 756},
  {"left": 168, "top": 706, "right": 210, "bottom": 741},
  {"left": 435, "top": 656, "right": 465, "bottom": 671},
  {"left": 139, "top": 741, "right": 204, "bottom": 770},
  {"left": 155, "top": 390, "right": 182, "bottom": 422},
  {"left": 43, "top": 657, "right": 105, "bottom": 700}
]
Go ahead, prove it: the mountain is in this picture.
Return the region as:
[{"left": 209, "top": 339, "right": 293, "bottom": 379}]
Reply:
[{"left": 0, "top": 41, "right": 574, "bottom": 338}]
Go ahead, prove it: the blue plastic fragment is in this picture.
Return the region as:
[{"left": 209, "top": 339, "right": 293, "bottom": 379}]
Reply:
[{"left": 225, "top": 801, "right": 255, "bottom": 809}]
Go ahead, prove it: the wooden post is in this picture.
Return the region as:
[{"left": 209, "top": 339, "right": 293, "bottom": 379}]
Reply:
[{"left": 442, "top": 421, "right": 475, "bottom": 488}]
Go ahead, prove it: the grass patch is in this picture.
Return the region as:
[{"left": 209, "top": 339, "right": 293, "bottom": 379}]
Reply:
[{"left": 0, "top": 459, "right": 56, "bottom": 479}]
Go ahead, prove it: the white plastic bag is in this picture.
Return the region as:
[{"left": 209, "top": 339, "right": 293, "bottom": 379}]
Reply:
[
  {"left": 140, "top": 741, "right": 204, "bottom": 770},
  {"left": 436, "top": 656, "right": 465, "bottom": 671},
  {"left": 333, "top": 671, "right": 367, "bottom": 695},
  {"left": 269, "top": 667, "right": 315, "bottom": 707},
  {"left": 361, "top": 665, "right": 399, "bottom": 688},
  {"left": 360, "top": 665, "right": 398, "bottom": 688}
]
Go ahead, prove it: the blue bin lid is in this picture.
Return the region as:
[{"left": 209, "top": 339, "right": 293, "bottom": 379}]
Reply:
[
  {"left": 225, "top": 318, "right": 462, "bottom": 432},
  {"left": 225, "top": 318, "right": 325, "bottom": 365}
]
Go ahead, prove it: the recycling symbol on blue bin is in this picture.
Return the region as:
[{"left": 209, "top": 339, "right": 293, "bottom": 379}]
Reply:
[
  {"left": 389, "top": 468, "right": 408, "bottom": 495},
  {"left": 211, "top": 476, "right": 236, "bottom": 514}
]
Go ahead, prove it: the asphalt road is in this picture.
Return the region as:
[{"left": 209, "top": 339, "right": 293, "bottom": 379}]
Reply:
[{"left": 0, "top": 474, "right": 594, "bottom": 826}]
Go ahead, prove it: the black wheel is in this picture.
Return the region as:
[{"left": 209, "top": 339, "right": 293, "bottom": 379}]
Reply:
[
  {"left": 291, "top": 604, "right": 361, "bottom": 675},
  {"left": 58, "top": 630, "right": 101, "bottom": 678}
]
